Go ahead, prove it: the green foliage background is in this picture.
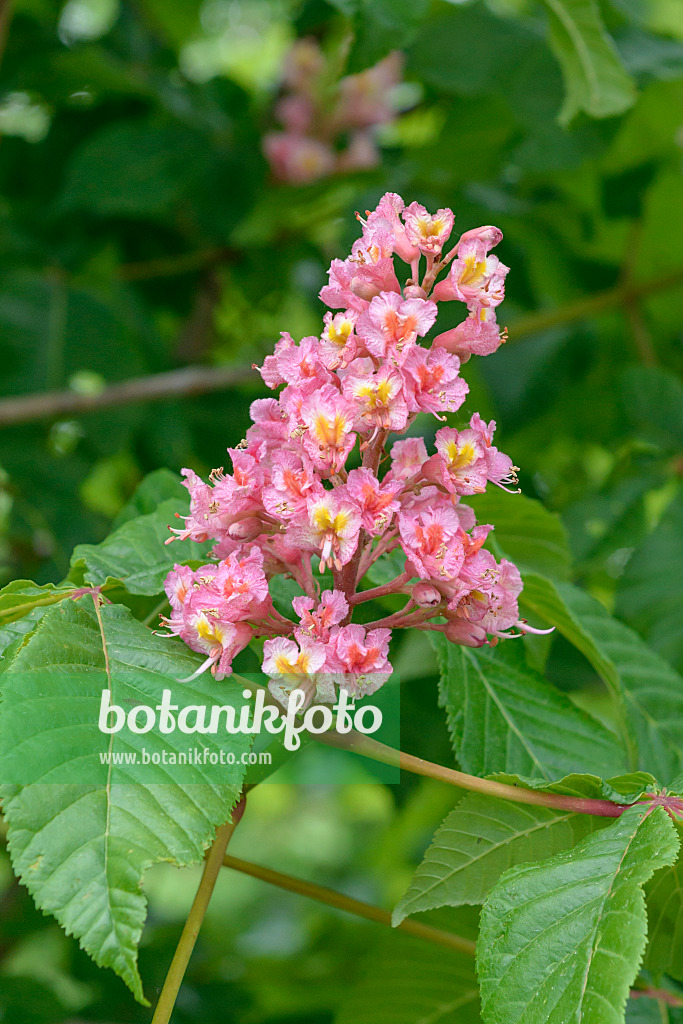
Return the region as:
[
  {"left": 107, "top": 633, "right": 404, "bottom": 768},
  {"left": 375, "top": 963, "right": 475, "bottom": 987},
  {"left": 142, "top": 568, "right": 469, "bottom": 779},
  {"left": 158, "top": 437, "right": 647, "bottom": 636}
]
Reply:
[{"left": 0, "top": 0, "right": 681, "bottom": 1020}]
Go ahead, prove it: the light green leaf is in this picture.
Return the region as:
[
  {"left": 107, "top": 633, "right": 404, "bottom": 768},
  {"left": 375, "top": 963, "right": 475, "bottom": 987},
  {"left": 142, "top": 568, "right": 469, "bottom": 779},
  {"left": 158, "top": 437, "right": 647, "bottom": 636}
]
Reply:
[
  {"left": 540, "top": 0, "right": 636, "bottom": 124},
  {"left": 0, "top": 599, "right": 249, "bottom": 1002},
  {"left": 336, "top": 921, "right": 480, "bottom": 1024},
  {"left": 0, "top": 579, "right": 77, "bottom": 625},
  {"left": 467, "top": 489, "right": 572, "bottom": 581},
  {"left": 477, "top": 805, "right": 679, "bottom": 1024},
  {"left": 112, "top": 469, "right": 188, "bottom": 529},
  {"left": 71, "top": 498, "right": 211, "bottom": 596},
  {"left": 433, "top": 635, "right": 626, "bottom": 781},
  {"left": 520, "top": 573, "right": 683, "bottom": 781},
  {"left": 393, "top": 792, "right": 602, "bottom": 925}
]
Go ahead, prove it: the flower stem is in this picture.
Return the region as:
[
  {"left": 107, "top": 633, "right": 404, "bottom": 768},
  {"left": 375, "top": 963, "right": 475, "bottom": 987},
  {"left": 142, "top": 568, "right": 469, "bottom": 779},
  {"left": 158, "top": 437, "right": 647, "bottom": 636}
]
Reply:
[
  {"left": 151, "top": 799, "right": 245, "bottom": 1024},
  {"left": 318, "top": 732, "right": 628, "bottom": 818},
  {"left": 349, "top": 573, "right": 410, "bottom": 606},
  {"left": 222, "top": 854, "right": 476, "bottom": 956}
]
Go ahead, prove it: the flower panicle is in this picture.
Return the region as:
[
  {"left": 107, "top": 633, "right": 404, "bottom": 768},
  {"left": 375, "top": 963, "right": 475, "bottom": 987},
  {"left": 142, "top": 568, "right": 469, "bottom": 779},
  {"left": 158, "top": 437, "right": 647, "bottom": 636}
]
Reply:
[{"left": 163, "top": 194, "right": 531, "bottom": 705}]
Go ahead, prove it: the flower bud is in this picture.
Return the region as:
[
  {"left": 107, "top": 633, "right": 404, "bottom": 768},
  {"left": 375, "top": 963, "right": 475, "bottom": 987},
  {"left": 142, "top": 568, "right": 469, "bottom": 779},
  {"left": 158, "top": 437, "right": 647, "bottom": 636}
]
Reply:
[
  {"left": 350, "top": 276, "right": 381, "bottom": 301},
  {"left": 444, "top": 619, "right": 487, "bottom": 647},
  {"left": 228, "top": 517, "right": 264, "bottom": 542},
  {"left": 412, "top": 582, "right": 442, "bottom": 608},
  {"left": 403, "top": 284, "right": 428, "bottom": 300}
]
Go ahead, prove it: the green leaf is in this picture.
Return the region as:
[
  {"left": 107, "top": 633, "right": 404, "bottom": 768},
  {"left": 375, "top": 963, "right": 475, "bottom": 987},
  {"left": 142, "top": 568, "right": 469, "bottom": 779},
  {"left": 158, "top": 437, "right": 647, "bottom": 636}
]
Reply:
[
  {"left": 467, "top": 489, "right": 572, "bottom": 581},
  {"left": 477, "top": 805, "right": 679, "bottom": 1024},
  {"left": 0, "top": 579, "right": 78, "bottom": 625},
  {"left": 616, "top": 489, "right": 683, "bottom": 674},
  {"left": 643, "top": 820, "right": 683, "bottom": 981},
  {"left": 59, "top": 119, "right": 204, "bottom": 217},
  {"left": 433, "top": 635, "right": 626, "bottom": 781},
  {"left": 111, "top": 469, "right": 188, "bottom": 529},
  {"left": 621, "top": 367, "right": 683, "bottom": 453},
  {"left": 0, "top": 599, "right": 250, "bottom": 1002},
  {"left": 540, "top": 0, "right": 636, "bottom": 124},
  {"left": 336, "top": 921, "right": 480, "bottom": 1024},
  {"left": 71, "top": 498, "right": 211, "bottom": 596},
  {"left": 521, "top": 573, "right": 683, "bottom": 781},
  {"left": 393, "top": 792, "right": 602, "bottom": 925}
]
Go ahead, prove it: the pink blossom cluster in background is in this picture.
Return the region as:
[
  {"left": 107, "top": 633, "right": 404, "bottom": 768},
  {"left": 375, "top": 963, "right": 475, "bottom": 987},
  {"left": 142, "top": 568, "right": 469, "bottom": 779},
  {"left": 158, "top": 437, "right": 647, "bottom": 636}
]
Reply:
[
  {"left": 163, "top": 194, "right": 548, "bottom": 706},
  {"left": 263, "top": 40, "right": 404, "bottom": 184}
]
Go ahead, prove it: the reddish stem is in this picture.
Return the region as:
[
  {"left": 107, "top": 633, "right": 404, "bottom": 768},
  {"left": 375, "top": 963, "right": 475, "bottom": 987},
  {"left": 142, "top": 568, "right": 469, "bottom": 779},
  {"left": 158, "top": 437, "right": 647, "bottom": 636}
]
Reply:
[{"left": 349, "top": 573, "right": 411, "bottom": 606}]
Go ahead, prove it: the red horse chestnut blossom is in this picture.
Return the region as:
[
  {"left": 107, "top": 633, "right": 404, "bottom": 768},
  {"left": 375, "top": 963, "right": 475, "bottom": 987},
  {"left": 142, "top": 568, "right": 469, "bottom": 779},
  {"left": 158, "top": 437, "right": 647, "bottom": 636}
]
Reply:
[{"left": 162, "top": 194, "right": 552, "bottom": 705}]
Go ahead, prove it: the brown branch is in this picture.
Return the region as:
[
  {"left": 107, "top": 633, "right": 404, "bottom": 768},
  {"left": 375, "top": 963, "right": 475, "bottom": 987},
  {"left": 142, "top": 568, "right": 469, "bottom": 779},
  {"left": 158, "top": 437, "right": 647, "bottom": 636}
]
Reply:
[
  {"left": 507, "top": 267, "right": 683, "bottom": 343},
  {"left": 117, "top": 246, "right": 235, "bottom": 282},
  {"left": 0, "top": 0, "right": 14, "bottom": 74},
  {"left": 1, "top": 266, "right": 682, "bottom": 429},
  {"left": 0, "top": 364, "right": 255, "bottom": 427}
]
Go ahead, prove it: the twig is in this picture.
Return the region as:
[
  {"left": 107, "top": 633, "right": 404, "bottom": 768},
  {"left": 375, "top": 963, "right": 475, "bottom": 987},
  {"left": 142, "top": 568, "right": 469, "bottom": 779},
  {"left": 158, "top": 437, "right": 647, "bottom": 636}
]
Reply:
[
  {"left": 222, "top": 853, "right": 476, "bottom": 956},
  {"left": 0, "top": 364, "right": 255, "bottom": 427},
  {"left": 506, "top": 266, "right": 683, "bottom": 342},
  {"left": 117, "top": 246, "right": 235, "bottom": 282},
  {"left": 151, "top": 800, "right": 245, "bottom": 1024},
  {"left": 0, "top": 0, "right": 14, "bottom": 74},
  {"left": 2, "top": 266, "right": 682, "bottom": 429}
]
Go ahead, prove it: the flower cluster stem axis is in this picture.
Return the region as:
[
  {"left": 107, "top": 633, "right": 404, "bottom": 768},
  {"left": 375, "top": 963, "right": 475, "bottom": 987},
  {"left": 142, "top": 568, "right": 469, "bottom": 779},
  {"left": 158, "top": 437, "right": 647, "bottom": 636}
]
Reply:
[
  {"left": 317, "top": 730, "right": 628, "bottom": 818},
  {"left": 221, "top": 854, "right": 476, "bottom": 956},
  {"left": 151, "top": 799, "right": 245, "bottom": 1024}
]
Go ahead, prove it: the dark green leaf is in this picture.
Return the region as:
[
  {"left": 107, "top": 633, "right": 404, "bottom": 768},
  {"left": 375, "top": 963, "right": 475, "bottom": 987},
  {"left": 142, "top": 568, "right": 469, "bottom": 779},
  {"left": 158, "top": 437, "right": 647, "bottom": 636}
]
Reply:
[
  {"left": 468, "top": 489, "right": 572, "bottom": 581},
  {"left": 521, "top": 573, "right": 683, "bottom": 780},
  {"left": 71, "top": 498, "right": 211, "bottom": 596},
  {"left": 433, "top": 635, "right": 626, "bottom": 780}
]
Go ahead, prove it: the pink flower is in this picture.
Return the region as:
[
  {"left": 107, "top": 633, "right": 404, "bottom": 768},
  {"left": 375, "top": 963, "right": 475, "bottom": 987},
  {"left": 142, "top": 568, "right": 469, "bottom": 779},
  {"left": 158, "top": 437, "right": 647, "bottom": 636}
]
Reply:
[
  {"left": 300, "top": 383, "right": 357, "bottom": 475},
  {"left": 262, "top": 635, "right": 329, "bottom": 708},
  {"left": 423, "top": 425, "right": 489, "bottom": 496},
  {"left": 262, "top": 635, "right": 327, "bottom": 679},
  {"left": 433, "top": 228, "right": 508, "bottom": 314},
  {"left": 386, "top": 437, "right": 429, "bottom": 482},
  {"left": 320, "top": 311, "right": 359, "bottom": 369},
  {"left": 433, "top": 309, "right": 504, "bottom": 359},
  {"left": 358, "top": 192, "right": 419, "bottom": 264},
  {"left": 341, "top": 362, "right": 408, "bottom": 434},
  {"left": 401, "top": 346, "right": 468, "bottom": 416},
  {"left": 398, "top": 506, "right": 465, "bottom": 580},
  {"left": 336, "top": 52, "right": 403, "bottom": 129},
  {"left": 262, "top": 450, "right": 322, "bottom": 519},
  {"left": 327, "top": 624, "right": 392, "bottom": 696},
  {"left": 402, "top": 202, "right": 454, "bottom": 255},
  {"left": 164, "top": 564, "right": 195, "bottom": 611},
  {"left": 345, "top": 468, "right": 402, "bottom": 534},
  {"left": 263, "top": 132, "right": 336, "bottom": 184},
  {"left": 293, "top": 589, "right": 349, "bottom": 641},
  {"left": 289, "top": 492, "right": 362, "bottom": 571},
  {"left": 357, "top": 292, "right": 437, "bottom": 365}
]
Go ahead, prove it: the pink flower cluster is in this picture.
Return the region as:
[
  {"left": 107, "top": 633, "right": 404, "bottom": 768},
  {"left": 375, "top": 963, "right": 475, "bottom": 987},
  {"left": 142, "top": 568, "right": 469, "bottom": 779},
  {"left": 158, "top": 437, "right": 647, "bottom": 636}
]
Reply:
[
  {"left": 163, "top": 194, "right": 544, "bottom": 705},
  {"left": 263, "top": 41, "right": 405, "bottom": 184}
]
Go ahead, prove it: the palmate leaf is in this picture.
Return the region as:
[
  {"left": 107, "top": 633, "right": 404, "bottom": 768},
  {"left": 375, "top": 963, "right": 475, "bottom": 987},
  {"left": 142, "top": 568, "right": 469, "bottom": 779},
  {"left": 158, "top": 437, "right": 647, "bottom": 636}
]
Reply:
[
  {"left": 643, "top": 820, "right": 683, "bottom": 982},
  {"left": 336, "top": 916, "right": 481, "bottom": 1024},
  {"left": 0, "top": 579, "right": 77, "bottom": 625},
  {"left": 616, "top": 489, "right": 683, "bottom": 675},
  {"left": 0, "top": 599, "right": 250, "bottom": 1003},
  {"left": 540, "top": 0, "right": 636, "bottom": 124},
  {"left": 393, "top": 793, "right": 602, "bottom": 926},
  {"left": 467, "top": 488, "right": 572, "bottom": 581},
  {"left": 70, "top": 498, "right": 211, "bottom": 596},
  {"left": 433, "top": 636, "right": 626, "bottom": 781},
  {"left": 477, "top": 805, "right": 679, "bottom": 1024},
  {"left": 520, "top": 573, "right": 683, "bottom": 781}
]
